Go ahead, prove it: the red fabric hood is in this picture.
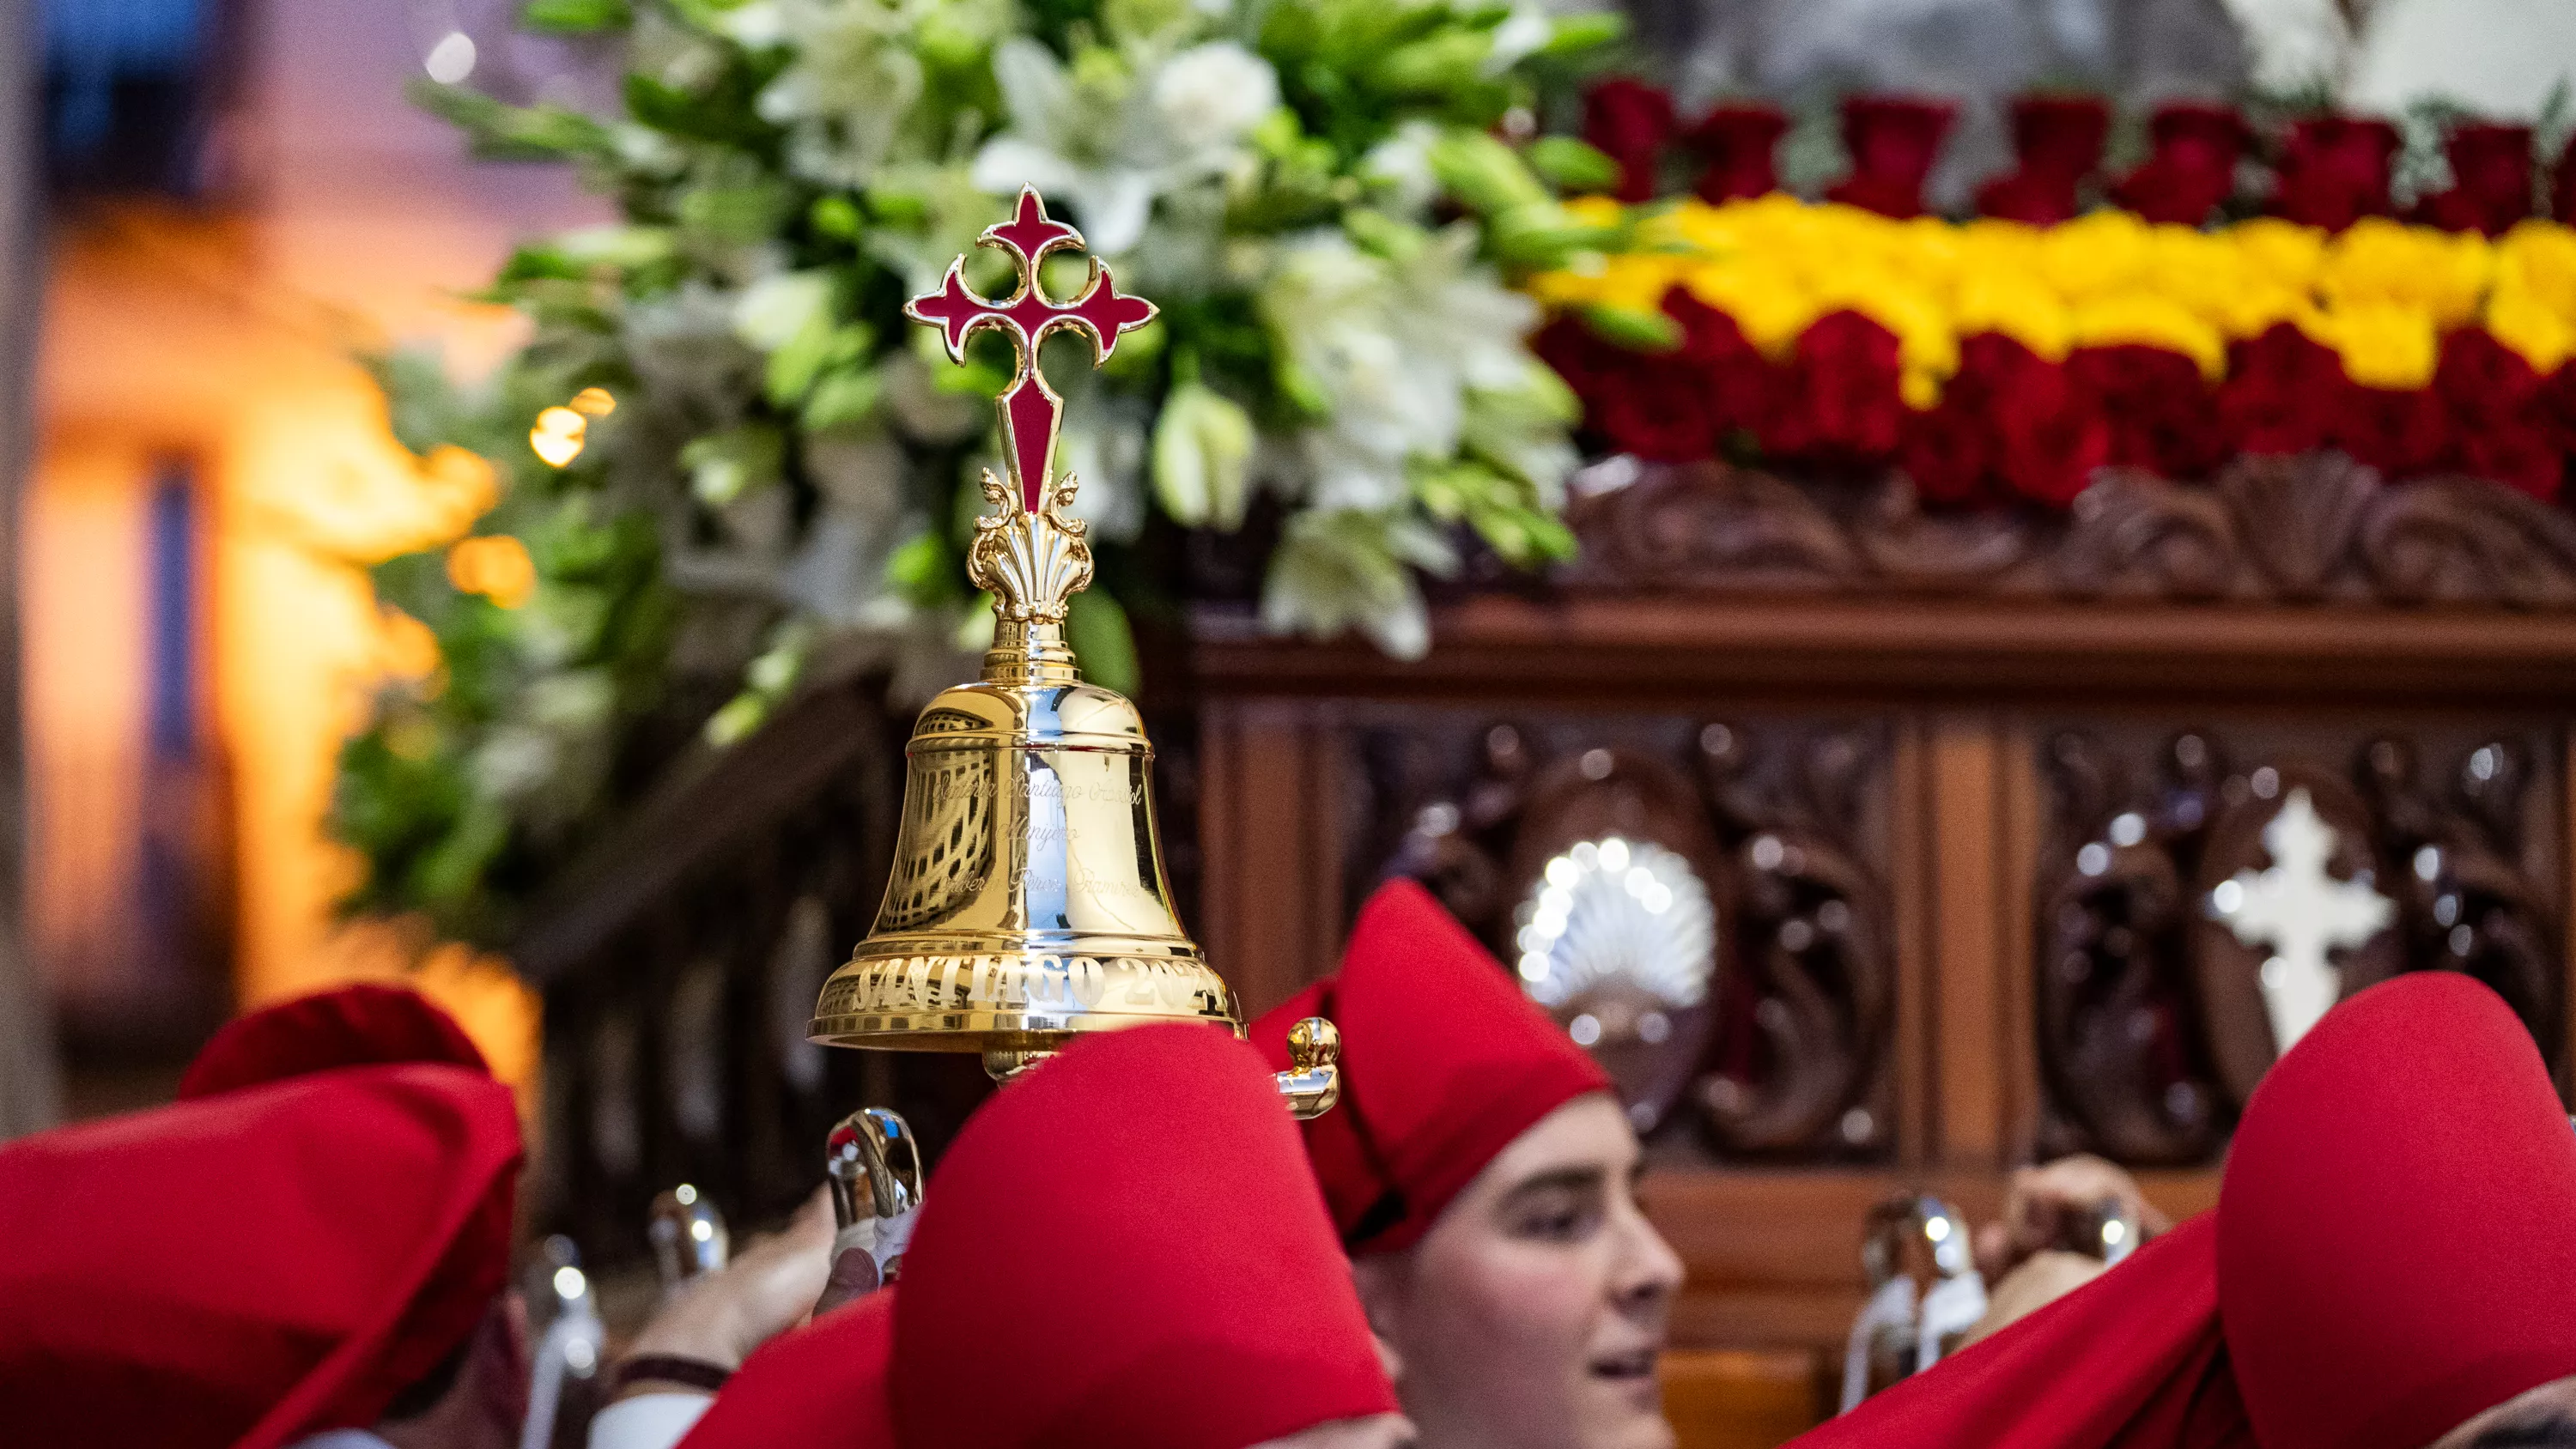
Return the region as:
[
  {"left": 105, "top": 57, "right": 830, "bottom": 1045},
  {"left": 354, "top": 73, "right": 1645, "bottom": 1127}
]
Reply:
[
  {"left": 1251, "top": 879, "right": 1613, "bottom": 1252},
  {"left": 890, "top": 1022, "right": 1398, "bottom": 1449}
]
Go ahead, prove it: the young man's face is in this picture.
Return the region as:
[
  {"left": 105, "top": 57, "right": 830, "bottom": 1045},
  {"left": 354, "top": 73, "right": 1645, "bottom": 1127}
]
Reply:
[
  {"left": 1352, "top": 1094, "right": 1684, "bottom": 1449},
  {"left": 1250, "top": 1414, "right": 1419, "bottom": 1449},
  {"left": 2427, "top": 1376, "right": 2576, "bottom": 1448}
]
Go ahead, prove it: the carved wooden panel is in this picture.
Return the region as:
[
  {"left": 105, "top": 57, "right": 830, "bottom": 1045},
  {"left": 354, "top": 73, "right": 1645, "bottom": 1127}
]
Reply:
[
  {"left": 1339, "top": 709, "right": 1897, "bottom": 1161},
  {"left": 2033, "top": 722, "right": 2566, "bottom": 1165},
  {"left": 1564, "top": 457, "right": 2576, "bottom": 608}
]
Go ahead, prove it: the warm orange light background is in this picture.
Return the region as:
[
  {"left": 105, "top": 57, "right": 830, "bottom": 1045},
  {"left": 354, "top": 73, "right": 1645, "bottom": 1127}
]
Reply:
[{"left": 27, "top": 0, "right": 610, "bottom": 1102}]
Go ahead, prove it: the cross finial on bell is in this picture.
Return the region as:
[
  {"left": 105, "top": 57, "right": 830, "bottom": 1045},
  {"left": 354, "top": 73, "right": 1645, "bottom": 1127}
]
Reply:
[{"left": 902, "top": 188, "right": 1157, "bottom": 515}]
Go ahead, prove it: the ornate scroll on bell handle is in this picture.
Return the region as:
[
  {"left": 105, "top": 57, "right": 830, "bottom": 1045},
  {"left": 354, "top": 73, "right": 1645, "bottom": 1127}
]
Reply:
[
  {"left": 1275, "top": 1016, "right": 1343, "bottom": 1119},
  {"left": 986, "top": 1017, "right": 1340, "bottom": 1119}
]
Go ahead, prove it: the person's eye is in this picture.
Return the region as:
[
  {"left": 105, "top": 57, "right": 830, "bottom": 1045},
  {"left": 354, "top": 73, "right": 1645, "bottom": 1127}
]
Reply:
[{"left": 1507, "top": 1189, "right": 1604, "bottom": 1243}]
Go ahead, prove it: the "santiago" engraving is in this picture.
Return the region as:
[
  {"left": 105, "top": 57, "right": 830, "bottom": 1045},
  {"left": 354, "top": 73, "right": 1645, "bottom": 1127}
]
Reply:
[{"left": 819, "top": 951, "right": 1224, "bottom": 1017}]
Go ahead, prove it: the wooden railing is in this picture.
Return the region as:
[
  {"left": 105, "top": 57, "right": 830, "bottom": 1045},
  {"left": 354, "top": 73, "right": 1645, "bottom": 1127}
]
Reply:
[{"left": 508, "top": 670, "right": 993, "bottom": 1260}]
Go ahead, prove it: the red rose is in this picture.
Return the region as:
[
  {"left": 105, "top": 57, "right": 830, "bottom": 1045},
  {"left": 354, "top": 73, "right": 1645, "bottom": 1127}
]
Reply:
[
  {"left": 2558, "top": 132, "right": 2576, "bottom": 222},
  {"left": 2271, "top": 116, "right": 2400, "bottom": 231},
  {"left": 2111, "top": 102, "right": 2247, "bottom": 226},
  {"left": 1901, "top": 332, "right": 2025, "bottom": 505},
  {"left": 1584, "top": 79, "right": 1678, "bottom": 203},
  {"left": 1763, "top": 309, "right": 1906, "bottom": 461},
  {"left": 1984, "top": 340, "right": 2109, "bottom": 506},
  {"left": 2221, "top": 324, "right": 2343, "bottom": 455},
  {"left": 1537, "top": 316, "right": 1705, "bottom": 460},
  {"left": 2069, "top": 344, "right": 2226, "bottom": 479},
  {"left": 2540, "top": 361, "right": 2576, "bottom": 458},
  {"left": 2415, "top": 124, "right": 2536, "bottom": 236},
  {"left": 1687, "top": 103, "right": 1788, "bottom": 204},
  {"left": 1976, "top": 94, "right": 2110, "bottom": 225},
  {"left": 2433, "top": 329, "right": 2560, "bottom": 498},
  {"left": 1534, "top": 317, "right": 1619, "bottom": 406},
  {"left": 1826, "top": 96, "right": 1957, "bottom": 219},
  {"left": 1664, "top": 289, "right": 1775, "bottom": 441},
  {"left": 2336, "top": 383, "right": 2448, "bottom": 478},
  {"left": 1901, "top": 403, "right": 1993, "bottom": 505}
]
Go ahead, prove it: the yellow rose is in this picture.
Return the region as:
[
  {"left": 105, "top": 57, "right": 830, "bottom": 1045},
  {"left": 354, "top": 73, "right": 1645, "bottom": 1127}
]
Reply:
[
  {"left": 2070, "top": 293, "right": 2227, "bottom": 380},
  {"left": 2493, "top": 221, "right": 2576, "bottom": 327},
  {"left": 1525, "top": 258, "right": 1611, "bottom": 310},
  {"left": 1681, "top": 258, "right": 1817, "bottom": 358},
  {"left": 2487, "top": 280, "right": 2575, "bottom": 375},
  {"left": 1814, "top": 267, "right": 1958, "bottom": 381},
  {"left": 2040, "top": 210, "right": 2154, "bottom": 301},
  {"left": 2215, "top": 282, "right": 2313, "bottom": 341},
  {"left": 2231, "top": 219, "right": 2328, "bottom": 292},
  {"left": 1953, "top": 267, "right": 2072, "bottom": 361},
  {"left": 1649, "top": 198, "right": 1747, "bottom": 258},
  {"left": 1562, "top": 194, "right": 1627, "bottom": 229},
  {"left": 2318, "top": 218, "right": 2489, "bottom": 329},
  {"left": 1590, "top": 252, "right": 1686, "bottom": 313},
  {"left": 2306, "top": 300, "right": 2439, "bottom": 390},
  {"left": 2144, "top": 225, "right": 2251, "bottom": 332}
]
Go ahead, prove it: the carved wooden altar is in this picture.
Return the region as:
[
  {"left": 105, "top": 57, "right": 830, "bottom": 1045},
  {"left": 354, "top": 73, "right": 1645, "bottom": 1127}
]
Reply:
[{"left": 1191, "top": 455, "right": 2576, "bottom": 1419}]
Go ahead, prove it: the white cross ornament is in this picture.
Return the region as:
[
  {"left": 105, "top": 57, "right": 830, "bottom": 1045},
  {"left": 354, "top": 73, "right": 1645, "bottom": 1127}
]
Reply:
[{"left": 2209, "top": 787, "right": 2395, "bottom": 1056}]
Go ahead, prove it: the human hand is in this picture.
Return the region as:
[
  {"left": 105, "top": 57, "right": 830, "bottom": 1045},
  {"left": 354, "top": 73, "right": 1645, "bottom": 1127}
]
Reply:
[
  {"left": 615, "top": 1187, "right": 835, "bottom": 1397},
  {"left": 1971, "top": 1154, "right": 2169, "bottom": 1283},
  {"left": 1958, "top": 1251, "right": 2105, "bottom": 1349}
]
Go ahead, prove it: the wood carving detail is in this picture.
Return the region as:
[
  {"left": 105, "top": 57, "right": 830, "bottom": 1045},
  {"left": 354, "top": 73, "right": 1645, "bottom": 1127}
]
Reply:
[
  {"left": 1564, "top": 456, "right": 2576, "bottom": 607},
  {"left": 2038, "top": 727, "right": 2564, "bottom": 1166},
  {"left": 1357, "top": 714, "right": 1894, "bottom": 1161}
]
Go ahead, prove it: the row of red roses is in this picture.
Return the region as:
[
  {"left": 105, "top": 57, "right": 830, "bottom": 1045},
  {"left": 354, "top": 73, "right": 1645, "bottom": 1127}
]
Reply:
[
  {"left": 1535, "top": 293, "right": 2576, "bottom": 507},
  {"left": 1585, "top": 82, "right": 2576, "bottom": 237}
]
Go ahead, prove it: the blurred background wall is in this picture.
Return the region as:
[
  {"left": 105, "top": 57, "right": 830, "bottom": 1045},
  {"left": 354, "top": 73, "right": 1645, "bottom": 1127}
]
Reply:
[{"left": 24, "top": 0, "right": 611, "bottom": 1114}]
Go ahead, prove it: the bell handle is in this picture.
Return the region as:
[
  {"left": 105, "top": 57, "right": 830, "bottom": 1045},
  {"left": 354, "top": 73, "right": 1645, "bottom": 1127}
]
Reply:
[
  {"left": 647, "top": 1184, "right": 729, "bottom": 1290},
  {"left": 1275, "top": 1016, "right": 1342, "bottom": 1120},
  {"left": 827, "top": 1108, "right": 926, "bottom": 1227}
]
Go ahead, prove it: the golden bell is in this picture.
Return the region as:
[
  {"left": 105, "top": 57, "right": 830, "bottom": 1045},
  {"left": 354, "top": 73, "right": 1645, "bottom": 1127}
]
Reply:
[{"left": 808, "top": 189, "right": 1339, "bottom": 1115}]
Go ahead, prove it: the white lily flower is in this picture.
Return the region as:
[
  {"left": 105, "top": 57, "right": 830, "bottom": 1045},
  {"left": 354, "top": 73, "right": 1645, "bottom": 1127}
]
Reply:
[
  {"left": 1483, "top": 3, "right": 1557, "bottom": 75},
  {"left": 1152, "top": 42, "right": 1279, "bottom": 163},
  {"left": 752, "top": 0, "right": 1009, "bottom": 189},
  {"left": 973, "top": 38, "right": 1279, "bottom": 256},
  {"left": 732, "top": 270, "right": 833, "bottom": 352},
  {"left": 1361, "top": 119, "right": 1445, "bottom": 219},
  {"left": 1261, "top": 223, "right": 1551, "bottom": 512}
]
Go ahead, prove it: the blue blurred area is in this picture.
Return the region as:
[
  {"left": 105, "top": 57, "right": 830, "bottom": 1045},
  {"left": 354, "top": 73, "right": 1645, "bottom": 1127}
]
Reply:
[{"left": 43, "top": 0, "right": 215, "bottom": 193}]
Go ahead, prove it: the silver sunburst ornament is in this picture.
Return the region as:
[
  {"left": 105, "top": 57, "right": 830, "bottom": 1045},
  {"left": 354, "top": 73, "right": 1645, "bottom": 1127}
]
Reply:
[{"left": 1512, "top": 835, "right": 1717, "bottom": 1018}]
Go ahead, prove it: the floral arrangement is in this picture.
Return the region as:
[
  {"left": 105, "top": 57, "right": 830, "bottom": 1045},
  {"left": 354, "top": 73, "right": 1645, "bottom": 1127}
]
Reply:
[
  {"left": 335, "top": 0, "right": 1621, "bottom": 944},
  {"left": 1530, "top": 88, "right": 2576, "bottom": 508}
]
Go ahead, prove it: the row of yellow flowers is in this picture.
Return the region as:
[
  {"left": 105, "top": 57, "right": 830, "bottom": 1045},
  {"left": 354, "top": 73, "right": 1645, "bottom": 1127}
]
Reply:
[{"left": 1529, "top": 195, "right": 2576, "bottom": 407}]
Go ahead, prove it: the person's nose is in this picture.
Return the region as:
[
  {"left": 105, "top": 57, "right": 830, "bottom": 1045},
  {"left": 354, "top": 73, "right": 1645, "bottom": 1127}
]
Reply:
[{"left": 1610, "top": 1197, "right": 1686, "bottom": 1313}]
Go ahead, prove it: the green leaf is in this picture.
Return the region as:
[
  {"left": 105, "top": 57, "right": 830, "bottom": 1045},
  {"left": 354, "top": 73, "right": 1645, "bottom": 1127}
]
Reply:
[
  {"left": 1577, "top": 302, "right": 1683, "bottom": 352},
  {"left": 681, "top": 423, "right": 787, "bottom": 505},
  {"left": 887, "top": 531, "right": 962, "bottom": 607},
  {"left": 1484, "top": 202, "right": 1622, "bottom": 270},
  {"left": 1527, "top": 136, "right": 1620, "bottom": 193},
  {"left": 1371, "top": 31, "right": 1491, "bottom": 96},
  {"left": 678, "top": 183, "right": 798, "bottom": 244},
  {"left": 623, "top": 70, "right": 777, "bottom": 152},
  {"left": 1066, "top": 590, "right": 1139, "bottom": 696},
  {"left": 522, "top": 0, "right": 630, "bottom": 33},
  {"left": 1427, "top": 129, "right": 1551, "bottom": 214},
  {"left": 801, "top": 364, "right": 884, "bottom": 431},
  {"left": 410, "top": 80, "right": 616, "bottom": 161},
  {"left": 1540, "top": 13, "right": 1626, "bottom": 58},
  {"left": 662, "top": 0, "right": 761, "bottom": 33},
  {"left": 811, "top": 194, "right": 864, "bottom": 240}
]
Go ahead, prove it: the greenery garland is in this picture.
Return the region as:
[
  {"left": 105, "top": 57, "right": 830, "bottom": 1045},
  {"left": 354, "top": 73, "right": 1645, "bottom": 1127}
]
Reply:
[{"left": 332, "top": 0, "right": 1620, "bottom": 945}]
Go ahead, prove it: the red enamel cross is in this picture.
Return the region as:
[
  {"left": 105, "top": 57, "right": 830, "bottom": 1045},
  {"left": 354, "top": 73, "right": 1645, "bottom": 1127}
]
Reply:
[{"left": 903, "top": 188, "right": 1158, "bottom": 512}]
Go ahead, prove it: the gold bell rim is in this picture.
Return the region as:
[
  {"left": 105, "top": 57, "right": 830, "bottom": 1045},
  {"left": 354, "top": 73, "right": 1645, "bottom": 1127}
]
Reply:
[{"left": 808, "top": 1009, "right": 1236, "bottom": 1051}]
